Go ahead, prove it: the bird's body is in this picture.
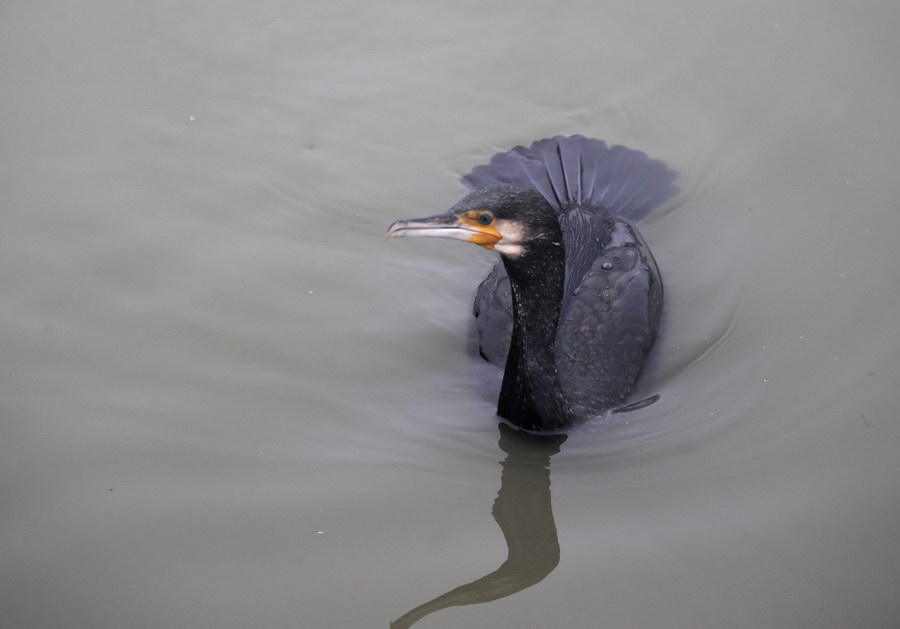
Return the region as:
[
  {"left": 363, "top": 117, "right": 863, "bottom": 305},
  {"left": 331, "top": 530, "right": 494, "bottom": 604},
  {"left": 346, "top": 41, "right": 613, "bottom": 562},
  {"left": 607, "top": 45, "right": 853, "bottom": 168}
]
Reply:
[{"left": 388, "top": 136, "right": 676, "bottom": 432}]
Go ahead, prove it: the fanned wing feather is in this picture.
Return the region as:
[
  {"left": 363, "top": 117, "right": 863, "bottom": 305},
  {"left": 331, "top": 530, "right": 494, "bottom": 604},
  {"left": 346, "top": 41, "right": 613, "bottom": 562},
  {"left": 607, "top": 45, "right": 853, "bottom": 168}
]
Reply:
[{"left": 462, "top": 135, "right": 677, "bottom": 221}]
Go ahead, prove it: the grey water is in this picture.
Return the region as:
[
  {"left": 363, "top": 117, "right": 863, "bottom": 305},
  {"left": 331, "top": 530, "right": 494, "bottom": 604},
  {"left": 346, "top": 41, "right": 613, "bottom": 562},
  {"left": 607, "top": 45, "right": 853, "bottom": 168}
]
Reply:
[{"left": 3, "top": 2, "right": 900, "bottom": 628}]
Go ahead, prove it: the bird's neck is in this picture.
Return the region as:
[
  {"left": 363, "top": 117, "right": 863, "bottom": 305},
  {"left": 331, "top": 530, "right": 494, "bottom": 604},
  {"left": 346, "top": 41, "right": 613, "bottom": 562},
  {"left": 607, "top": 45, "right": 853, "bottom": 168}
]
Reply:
[{"left": 497, "top": 239, "right": 577, "bottom": 431}]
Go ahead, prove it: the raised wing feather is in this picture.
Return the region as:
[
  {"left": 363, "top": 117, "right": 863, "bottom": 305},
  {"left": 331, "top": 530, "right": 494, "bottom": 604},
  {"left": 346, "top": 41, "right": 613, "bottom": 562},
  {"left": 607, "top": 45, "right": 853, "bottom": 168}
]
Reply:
[{"left": 462, "top": 135, "right": 677, "bottom": 221}]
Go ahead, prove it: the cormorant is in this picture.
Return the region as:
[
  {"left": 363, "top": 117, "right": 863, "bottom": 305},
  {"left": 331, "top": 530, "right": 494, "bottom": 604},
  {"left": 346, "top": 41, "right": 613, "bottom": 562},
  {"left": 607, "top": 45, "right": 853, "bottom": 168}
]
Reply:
[{"left": 387, "top": 136, "right": 676, "bottom": 432}]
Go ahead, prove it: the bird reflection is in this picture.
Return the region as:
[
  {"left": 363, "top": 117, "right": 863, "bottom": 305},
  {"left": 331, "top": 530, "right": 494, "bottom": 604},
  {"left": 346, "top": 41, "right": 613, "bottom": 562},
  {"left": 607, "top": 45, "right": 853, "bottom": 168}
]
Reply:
[{"left": 391, "top": 423, "right": 567, "bottom": 628}]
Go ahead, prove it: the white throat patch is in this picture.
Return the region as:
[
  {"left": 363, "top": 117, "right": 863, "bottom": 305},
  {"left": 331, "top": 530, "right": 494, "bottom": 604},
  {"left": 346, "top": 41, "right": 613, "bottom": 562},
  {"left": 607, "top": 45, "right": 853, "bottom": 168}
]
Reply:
[{"left": 493, "top": 219, "right": 526, "bottom": 258}]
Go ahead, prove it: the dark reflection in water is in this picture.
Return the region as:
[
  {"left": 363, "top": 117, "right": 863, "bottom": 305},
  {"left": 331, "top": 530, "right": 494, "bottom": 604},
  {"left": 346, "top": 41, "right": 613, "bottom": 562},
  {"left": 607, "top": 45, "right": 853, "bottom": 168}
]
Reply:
[{"left": 391, "top": 423, "right": 567, "bottom": 628}]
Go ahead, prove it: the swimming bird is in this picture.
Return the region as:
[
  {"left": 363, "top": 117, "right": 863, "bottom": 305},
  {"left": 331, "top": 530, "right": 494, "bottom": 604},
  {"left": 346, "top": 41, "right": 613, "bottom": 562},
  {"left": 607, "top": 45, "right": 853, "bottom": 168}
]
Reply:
[{"left": 387, "top": 136, "right": 676, "bottom": 432}]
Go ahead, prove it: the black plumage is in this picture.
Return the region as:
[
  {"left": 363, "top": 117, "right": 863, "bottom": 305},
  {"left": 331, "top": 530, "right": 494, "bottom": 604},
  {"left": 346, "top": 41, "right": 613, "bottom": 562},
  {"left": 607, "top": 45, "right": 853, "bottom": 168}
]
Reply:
[{"left": 388, "top": 136, "right": 677, "bottom": 432}]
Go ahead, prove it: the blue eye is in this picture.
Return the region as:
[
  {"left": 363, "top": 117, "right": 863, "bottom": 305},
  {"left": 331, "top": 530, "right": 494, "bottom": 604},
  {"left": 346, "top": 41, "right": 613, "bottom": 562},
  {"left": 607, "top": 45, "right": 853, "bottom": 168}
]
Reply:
[{"left": 477, "top": 212, "right": 494, "bottom": 226}]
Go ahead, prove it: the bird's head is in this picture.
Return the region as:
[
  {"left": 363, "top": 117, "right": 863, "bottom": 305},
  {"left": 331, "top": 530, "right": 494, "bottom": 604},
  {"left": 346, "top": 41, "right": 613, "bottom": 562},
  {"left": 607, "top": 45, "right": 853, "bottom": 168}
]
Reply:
[{"left": 387, "top": 187, "right": 561, "bottom": 259}]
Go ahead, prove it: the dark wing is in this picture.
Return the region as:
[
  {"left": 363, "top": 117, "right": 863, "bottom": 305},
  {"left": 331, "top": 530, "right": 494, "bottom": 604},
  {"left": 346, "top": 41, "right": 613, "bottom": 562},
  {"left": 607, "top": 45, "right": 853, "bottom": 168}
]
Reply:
[
  {"left": 473, "top": 262, "right": 512, "bottom": 366},
  {"left": 555, "top": 219, "right": 662, "bottom": 415}
]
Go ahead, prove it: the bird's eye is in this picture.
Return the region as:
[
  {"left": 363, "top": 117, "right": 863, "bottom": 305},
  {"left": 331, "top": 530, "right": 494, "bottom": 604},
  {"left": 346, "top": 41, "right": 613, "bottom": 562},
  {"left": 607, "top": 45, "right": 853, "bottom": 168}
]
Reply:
[{"left": 476, "top": 212, "right": 494, "bottom": 226}]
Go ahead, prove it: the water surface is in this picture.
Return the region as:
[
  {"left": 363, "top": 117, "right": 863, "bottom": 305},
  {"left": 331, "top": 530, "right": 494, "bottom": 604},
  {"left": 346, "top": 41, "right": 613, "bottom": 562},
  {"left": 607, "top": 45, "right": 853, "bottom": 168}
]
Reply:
[{"left": 2, "top": 1, "right": 900, "bottom": 627}]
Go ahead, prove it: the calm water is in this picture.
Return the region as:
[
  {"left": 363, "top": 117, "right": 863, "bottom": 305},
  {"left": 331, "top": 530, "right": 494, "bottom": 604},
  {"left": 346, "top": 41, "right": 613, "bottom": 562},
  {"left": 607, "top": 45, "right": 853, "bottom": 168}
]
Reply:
[{"left": 3, "top": 2, "right": 900, "bottom": 627}]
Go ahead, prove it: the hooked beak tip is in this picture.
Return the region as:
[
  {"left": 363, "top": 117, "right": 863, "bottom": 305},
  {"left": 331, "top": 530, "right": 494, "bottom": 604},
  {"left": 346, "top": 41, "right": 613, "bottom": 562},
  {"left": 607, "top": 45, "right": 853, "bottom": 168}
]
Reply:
[{"left": 385, "top": 220, "right": 409, "bottom": 238}]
